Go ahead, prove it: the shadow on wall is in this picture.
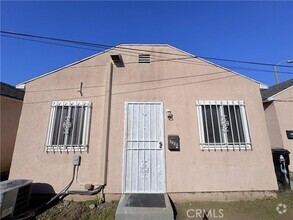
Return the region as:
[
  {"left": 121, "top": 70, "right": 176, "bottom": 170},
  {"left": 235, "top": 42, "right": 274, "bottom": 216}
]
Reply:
[
  {"left": 29, "top": 183, "right": 57, "bottom": 211},
  {"left": 1, "top": 170, "right": 10, "bottom": 181},
  {"left": 31, "top": 182, "right": 56, "bottom": 194}
]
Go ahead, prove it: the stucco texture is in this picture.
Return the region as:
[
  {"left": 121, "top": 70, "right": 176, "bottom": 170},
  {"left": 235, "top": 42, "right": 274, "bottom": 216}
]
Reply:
[
  {"left": 264, "top": 86, "right": 293, "bottom": 171},
  {"left": 9, "top": 45, "right": 278, "bottom": 198},
  {"left": 1, "top": 97, "right": 22, "bottom": 176}
]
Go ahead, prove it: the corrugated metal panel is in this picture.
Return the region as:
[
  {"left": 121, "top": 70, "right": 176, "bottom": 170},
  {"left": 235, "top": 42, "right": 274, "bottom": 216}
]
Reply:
[{"left": 124, "top": 102, "right": 165, "bottom": 193}]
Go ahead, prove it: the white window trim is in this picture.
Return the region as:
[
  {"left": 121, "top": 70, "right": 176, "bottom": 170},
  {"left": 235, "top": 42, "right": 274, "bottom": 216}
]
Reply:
[
  {"left": 196, "top": 100, "right": 252, "bottom": 151},
  {"left": 46, "top": 100, "right": 92, "bottom": 152}
]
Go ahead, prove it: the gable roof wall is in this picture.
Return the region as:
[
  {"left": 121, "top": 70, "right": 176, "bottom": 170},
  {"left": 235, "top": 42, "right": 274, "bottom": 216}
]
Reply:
[
  {"left": 16, "top": 44, "right": 267, "bottom": 90},
  {"left": 261, "top": 79, "right": 293, "bottom": 101}
]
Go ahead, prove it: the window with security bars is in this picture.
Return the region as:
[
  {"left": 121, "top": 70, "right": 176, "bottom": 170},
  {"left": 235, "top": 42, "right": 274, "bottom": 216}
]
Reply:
[
  {"left": 46, "top": 101, "right": 91, "bottom": 152},
  {"left": 197, "top": 101, "right": 251, "bottom": 150}
]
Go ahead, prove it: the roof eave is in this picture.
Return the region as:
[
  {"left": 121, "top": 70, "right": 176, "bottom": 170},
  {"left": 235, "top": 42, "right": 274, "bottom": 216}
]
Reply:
[
  {"left": 15, "top": 44, "right": 269, "bottom": 90},
  {"left": 15, "top": 45, "right": 117, "bottom": 90},
  {"left": 259, "top": 83, "right": 269, "bottom": 89},
  {"left": 16, "top": 83, "right": 25, "bottom": 90},
  {"left": 166, "top": 45, "right": 268, "bottom": 89},
  {"left": 262, "top": 84, "right": 293, "bottom": 101}
]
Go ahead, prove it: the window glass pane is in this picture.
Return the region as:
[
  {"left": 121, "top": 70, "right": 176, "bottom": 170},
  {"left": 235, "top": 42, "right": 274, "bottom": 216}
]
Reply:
[
  {"left": 202, "top": 105, "right": 221, "bottom": 144},
  {"left": 202, "top": 106, "right": 208, "bottom": 143},
  {"left": 235, "top": 106, "right": 245, "bottom": 143},
  {"left": 206, "top": 106, "right": 214, "bottom": 143},
  {"left": 71, "top": 106, "right": 85, "bottom": 146},
  {"left": 211, "top": 105, "right": 221, "bottom": 143},
  {"left": 58, "top": 106, "right": 68, "bottom": 145},
  {"left": 72, "top": 106, "right": 81, "bottom": 145},
  {"left": 52, "top": 106, "right": 62, "bottom": 145},
  {"left": 66, "top": 106, "right": 75, "bottom": 146},
  {"left": 229, "top": 106, "right": 239, "bottom": 143},
  {"left": 79, "top": 107, "right": 85, "bottom": 145},
  {"left": 223, "top": 106, "right": 233, "bottom": 143}
]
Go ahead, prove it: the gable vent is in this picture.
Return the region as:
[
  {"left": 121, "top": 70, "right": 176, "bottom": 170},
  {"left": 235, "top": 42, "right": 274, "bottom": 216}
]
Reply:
[{"left": 138, "top": 54, "right": 151, "bottom": 63}]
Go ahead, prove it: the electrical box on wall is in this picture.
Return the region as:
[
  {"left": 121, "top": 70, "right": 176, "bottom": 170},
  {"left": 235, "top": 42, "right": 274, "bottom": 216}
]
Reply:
[{"left": 168, "top": 135, "right": 180, "bottom": 151}]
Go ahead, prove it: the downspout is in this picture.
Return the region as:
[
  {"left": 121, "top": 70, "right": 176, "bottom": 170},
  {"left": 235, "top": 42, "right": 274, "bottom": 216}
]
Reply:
[{"left": 100, "top": 62, "right": 113, "bottom": 186}]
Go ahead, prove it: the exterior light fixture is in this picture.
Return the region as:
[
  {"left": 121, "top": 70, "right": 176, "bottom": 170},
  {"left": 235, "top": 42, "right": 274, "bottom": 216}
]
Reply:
[{"left": 166, "top": 109, "right": 173, "bottom": 120}]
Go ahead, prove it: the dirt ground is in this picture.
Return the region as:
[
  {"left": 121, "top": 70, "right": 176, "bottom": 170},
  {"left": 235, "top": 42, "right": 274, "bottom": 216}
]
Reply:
[{"left": 36, "top": 191, "right": 293, "bottom": 220}]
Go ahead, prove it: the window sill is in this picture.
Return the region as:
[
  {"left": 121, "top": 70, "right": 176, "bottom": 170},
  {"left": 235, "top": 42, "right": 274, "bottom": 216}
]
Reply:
[
  {"left": 200, "top": 144, "right": 252, "bottom": 151},
  {"left": 46, "top": 146, "right": 88, "bottom": 152}
]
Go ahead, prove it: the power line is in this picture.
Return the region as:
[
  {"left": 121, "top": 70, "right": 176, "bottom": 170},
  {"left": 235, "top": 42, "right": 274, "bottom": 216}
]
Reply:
[
  {"left": 1, "top": 30, "right": 293, "bottom": 68},
  {"left": 1, "top": 35, "right": 103, "bottom": 52},
  {"left": 2, "top": 31, "right": 293, "bottom": 77}
]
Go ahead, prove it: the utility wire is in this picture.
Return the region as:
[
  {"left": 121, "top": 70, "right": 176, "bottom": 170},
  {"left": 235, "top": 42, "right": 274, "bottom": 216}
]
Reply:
[
  {"left": 1, "top": 30, "right": 293, "bottom": 68},
  {"left": 3, "top": 32, "right": 293, "bottom": 76},
  {"left": 1, "top": 35, "right": 103, "bottom": 52}
]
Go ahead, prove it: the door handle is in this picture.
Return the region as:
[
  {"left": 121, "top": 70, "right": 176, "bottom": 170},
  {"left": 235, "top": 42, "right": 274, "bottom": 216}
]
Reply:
[{"left": 159, "top": 142, "right": 163, "bottom": 148}]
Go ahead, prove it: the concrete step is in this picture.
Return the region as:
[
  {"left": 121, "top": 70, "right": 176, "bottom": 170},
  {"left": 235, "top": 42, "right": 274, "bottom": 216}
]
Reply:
[{"left": 115, "top": 193, "right": 174, "bottom": 220}]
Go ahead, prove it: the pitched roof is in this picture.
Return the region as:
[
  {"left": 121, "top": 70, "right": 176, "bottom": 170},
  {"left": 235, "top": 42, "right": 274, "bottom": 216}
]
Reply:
[
  {"left": 0, "top": 82, "right": 25, "bottom": 100},
  {"left": 16, "top": 44, "right": 268, "bottom": 90},
  {"left": 261, "top": 79, "right": 293, "bottom": 101}
]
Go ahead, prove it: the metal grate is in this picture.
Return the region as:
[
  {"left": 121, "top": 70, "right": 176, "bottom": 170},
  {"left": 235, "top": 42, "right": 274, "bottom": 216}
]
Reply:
[
  {"left": 123, "top": 102, "right": 166, "bottom": 193},
  {"left": 197, "top": 100, "right": 251, "bottom": 151},
  {"left": 46, "top": 101, "right": 91, "bottom": 152},
  {"left": 138, "top": 54, "right": 151, "bottom": 63},
  {"left": 13, "top": 184, "right": 31, "bottom": 216},
  {"left": 126, "top": 194, "right": 166, "bottom": 207}
]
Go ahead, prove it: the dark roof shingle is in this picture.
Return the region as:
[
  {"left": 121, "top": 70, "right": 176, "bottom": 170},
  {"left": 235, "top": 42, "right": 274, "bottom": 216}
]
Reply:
[
  {"left": 261, "top": 79, "right": 293, "bottom": 101},
  {"left": 0, "top": 82, "right": 24, "bottom": 100}
]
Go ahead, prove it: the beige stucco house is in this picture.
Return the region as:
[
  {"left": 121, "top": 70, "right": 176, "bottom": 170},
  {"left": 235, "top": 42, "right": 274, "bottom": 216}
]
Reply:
[
  {"left": 1, "top": 82, "right": 24, "bottom": 180},
  {"left": 261, "top": 79, "right": 293, "bottom": 171},
  {"left": 9, "top": 45, "right": 278, "bottom": 201}
]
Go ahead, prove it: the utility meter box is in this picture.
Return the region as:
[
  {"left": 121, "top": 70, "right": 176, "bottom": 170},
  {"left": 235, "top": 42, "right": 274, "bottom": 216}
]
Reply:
[{"left": 168, "top": 135, "right": 180, "bottom": 151}]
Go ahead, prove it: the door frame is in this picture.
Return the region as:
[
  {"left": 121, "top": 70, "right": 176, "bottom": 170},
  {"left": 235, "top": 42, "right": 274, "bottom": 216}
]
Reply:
[{"left": 121, "top": 101, "right": 166, "bottom": 194}]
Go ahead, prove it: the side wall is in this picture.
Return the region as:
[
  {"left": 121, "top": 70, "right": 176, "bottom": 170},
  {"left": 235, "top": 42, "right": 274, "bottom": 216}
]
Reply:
[
  {"left": 264, "top": 87, "right": 293, "bottom": 171},
  {"left": 0, "top": 96, "right": 23, "bottom": 179}
]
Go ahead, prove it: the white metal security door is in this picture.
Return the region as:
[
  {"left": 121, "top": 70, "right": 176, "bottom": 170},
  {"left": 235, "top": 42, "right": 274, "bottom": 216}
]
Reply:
[{"left": 123, "top": 102, "right": 166, "bottom": 193}]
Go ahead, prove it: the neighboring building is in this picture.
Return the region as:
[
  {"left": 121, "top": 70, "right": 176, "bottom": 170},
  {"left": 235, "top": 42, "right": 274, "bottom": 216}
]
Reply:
[
  {"left": 0, "top": 82, "right": 24, "bottom": 180},
  {"left": 9, "top": 45, "right": 278, "bottom": 201},
  {"left": 261, "top": 79, "right": 293, "bottom": 171}
]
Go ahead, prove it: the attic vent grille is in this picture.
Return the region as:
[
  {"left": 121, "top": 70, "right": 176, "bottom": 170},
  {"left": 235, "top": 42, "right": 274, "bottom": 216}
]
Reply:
[{"left": 139, "top": 54, "right": 151, "bottom": 63}]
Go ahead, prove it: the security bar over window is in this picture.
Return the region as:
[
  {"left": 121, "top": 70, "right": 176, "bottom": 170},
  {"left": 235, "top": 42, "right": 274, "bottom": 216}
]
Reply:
[
  {"left": 46, "top": 101, "right": 91, "bottom": 152},
  {"left": 197, "top": 101, "right": 251, "bottom": 150}
]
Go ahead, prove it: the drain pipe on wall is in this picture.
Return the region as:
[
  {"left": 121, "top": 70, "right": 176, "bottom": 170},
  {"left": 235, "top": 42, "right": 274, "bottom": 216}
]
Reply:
[{"left": 100, "top": 62, "right": 113, "bottom": 187}]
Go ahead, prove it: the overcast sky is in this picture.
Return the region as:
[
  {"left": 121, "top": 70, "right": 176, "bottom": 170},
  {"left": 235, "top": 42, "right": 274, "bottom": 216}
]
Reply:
[{"left": 1, "top": 1, "right": 292, "bottom": 86}]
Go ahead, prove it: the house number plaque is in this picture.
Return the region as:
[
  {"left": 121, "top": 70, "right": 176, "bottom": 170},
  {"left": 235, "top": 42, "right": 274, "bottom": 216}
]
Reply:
[{"left": 168, "top": 135, "right": 180, "bottom": 151}]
